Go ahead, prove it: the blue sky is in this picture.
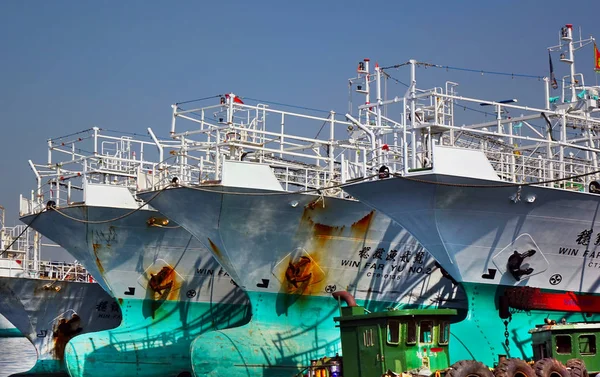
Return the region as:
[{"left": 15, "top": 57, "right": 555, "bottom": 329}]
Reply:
[{"left": 1, "top": 0, "right": 599, "bottom": 260}]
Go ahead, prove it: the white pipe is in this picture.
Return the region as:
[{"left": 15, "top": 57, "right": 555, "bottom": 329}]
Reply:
[
  {"left": 544, "top": 77, "right": 550, "bottom": 110},
  {"left": 28, "top": 160, "right": 42, "bottom": 204},
  {"left": 93, "top": 127, "right": 99, "bottom": 155},
  {"left": 171, "top": 104, "right": 178, "bottom": 134},
  {"left": 147, "top": 128, "right": 164, "bottom": 167},
  {"left": 345, "top": 113, "right": 376, "bottom": 164}
]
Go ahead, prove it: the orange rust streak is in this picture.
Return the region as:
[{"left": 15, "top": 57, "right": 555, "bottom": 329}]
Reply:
[
  {"left": 207, "top": 238, "right": 223, "bottom": 260},
  {"left": 290, "top": 208, "right": 376, "bottom": 297},
  {"left": 92, "top": 243, "right": 104, "bottom": 275},
  {"left": 148, "top": 266, "right": 180, "bottom": 301},
  {"left": 350, "top": 210, "right": 375, "bottom": 235},
  {"left": 52, "top": 314, "right": 82, "bottom": 360}
]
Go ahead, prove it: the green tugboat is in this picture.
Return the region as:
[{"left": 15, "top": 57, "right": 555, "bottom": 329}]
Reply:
[{"left": 306, "top": 292, "right": 600, "bottom": 377}]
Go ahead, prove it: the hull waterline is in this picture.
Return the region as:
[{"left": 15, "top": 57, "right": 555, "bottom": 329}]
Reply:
[
  {"left": 21, "top": 205, "right": 251, "bottom": 377},
  {"left": 0, "top": 277, "right": 120, "bottom": 376},
  {"left": 138, "top": 186, "right": 466, "bottom": 376}
]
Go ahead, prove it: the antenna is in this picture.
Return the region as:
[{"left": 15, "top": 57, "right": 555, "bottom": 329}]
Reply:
[{"left": 0, "top": 205, "right": 4, "bottom": 251}]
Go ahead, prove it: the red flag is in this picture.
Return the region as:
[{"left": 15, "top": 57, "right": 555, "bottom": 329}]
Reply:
[
  {"left": 595, "top": 42, "right": 600, "bottom": 72},
  {"left": 225, "top": 94, "right": 244, "bottom": 104}
]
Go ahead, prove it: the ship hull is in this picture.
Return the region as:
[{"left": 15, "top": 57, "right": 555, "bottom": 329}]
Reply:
[
  {"left": 0, "top": 313, "right": 21, "bottom": 337},
  {"left": 343, "top": 174, "right": 600, "bottom": 292},
  {"left": 138, "top": 187, "right": 466, "bottom": 376},
  {"left": 0, "top": 277, "right": 120, "bottom": 376},
  {"left": 21, "top": 206, "right": 251, "bottom": 377},
  {"left": 191, "top": 285, "right": 599, "bottom": 374}
]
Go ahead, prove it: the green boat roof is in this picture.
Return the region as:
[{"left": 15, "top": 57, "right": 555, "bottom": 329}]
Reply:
[
  {"left": 335, "top": 308, "right": 457, "bottom": 322},
  {"left": 529, "top": 322, "right": 600, "bottom": 334}
]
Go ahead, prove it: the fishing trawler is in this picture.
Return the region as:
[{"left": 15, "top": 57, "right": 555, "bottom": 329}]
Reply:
[
  {"left": 140, "top": 25, "right": 600, "bottom": 371},
  {"left": 0, "top": 208, "right": 121, "bottom": 376},
  {"left": 136, "top": 95, "right": 466, "bottom": 377},
  {"left": 337, "top": 24, "right": 600, "bottom": 363},
  {"left": 19, "top": 129, "right": 251, "bottom": 377},
  {"left": 0, "top": 206, "right": 24, "bottom": 338}
]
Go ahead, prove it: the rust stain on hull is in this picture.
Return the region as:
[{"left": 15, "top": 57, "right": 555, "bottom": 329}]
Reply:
[
  {"left": 92, "top": 243, "right": 105, "bottom": 275},
  {"left": 207, "top": 238, "right": 224, "bottom": 261},
  {"left": 285, "top": 206, "right": 377, "bottom": 297},
  {"left": 350, "top": 210, "right": 375, "bottom": 233},
  {"left": 52, "top": 313, "right": 83, "bottom": 360},
  {"left": 148, "top": 265, "right": 179, "bottom": 301},
  {"left": 285, "top": 256, "right": 313, "bottom": 288}
]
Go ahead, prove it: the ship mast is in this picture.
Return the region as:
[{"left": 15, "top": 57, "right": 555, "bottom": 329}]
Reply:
[{"left": 560, "top": 24, "right": 578, "bottom": 103}]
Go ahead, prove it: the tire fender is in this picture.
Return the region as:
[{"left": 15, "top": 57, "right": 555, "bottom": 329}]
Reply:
[
  {"left": 495, "top": 358, "right": 536, "bottom": 377},
  {"left": 567, "top": 359, "right": 589, "bottom": 377},
  {"left": 447, "top": 360, "right": 494, "bottom": 377},
  {"left": 534, "top": 358, "right": 570, "bottom": 377}
]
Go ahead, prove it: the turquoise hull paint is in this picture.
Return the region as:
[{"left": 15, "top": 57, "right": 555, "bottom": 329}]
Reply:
[
  {"left": 0, "top": 313, "right": 22, "bottom": 338},
  {"left": 0, "top": 277, "right": 120, "bottom": 376},
  {"left": 449, "top": 283, "right": 600, "bottom": 366},
  {"left": 191, "top": 291, "right": 453, "bottom": 377},
  {"left": 66, "top": 298, "right": 251, "bottom": 377},
  {"left": 22, "top": 203, "right": 251, "bottom": 377},
  {"left": 192, "top": 284, "right": 600, "bottom": 377},
  {"left": 0, "top": 328, "right": 22, "bottom": 337},
  {"left": 10, "top": 360, "right": 67, "bottom": 377}
]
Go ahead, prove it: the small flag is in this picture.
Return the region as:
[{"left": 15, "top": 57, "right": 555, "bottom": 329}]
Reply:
[
  {"left": 595, "top": 42, "right": 600, "bottom": 72},
  {"left": 225, "top": 94, "right": 244, "bottom": 104},
  {"left": 549, "top": 52, "right": 558, "bottom": 89}
]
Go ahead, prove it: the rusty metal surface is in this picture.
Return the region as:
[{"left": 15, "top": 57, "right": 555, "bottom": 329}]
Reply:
[
  {"left": 0, "top": 276, "right": 120, "bottom": 375},
  {"left": 21, "top": 204, "right": 251, "bottom": 377},
  {"left": 139, "top": 186, "right": 466, "bottom": 377}
]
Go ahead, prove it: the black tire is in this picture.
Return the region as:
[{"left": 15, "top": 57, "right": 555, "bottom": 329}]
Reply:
[
  {"left": 495, "top": 358, "right": 536, "bottom": 377},
  {"left": 448, "top": 360, "right": 494, "bottom": 377},
  {"left": 567, "top": 359, "right": 588, "bottom": 377},
  {"left": 534, "top": 358, "right": 570, "bottom": 377}
]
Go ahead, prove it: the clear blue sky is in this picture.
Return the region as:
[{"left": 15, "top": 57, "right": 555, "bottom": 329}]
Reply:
[{"left": 1, "top": 0, "right": 598, "bottom": 260}]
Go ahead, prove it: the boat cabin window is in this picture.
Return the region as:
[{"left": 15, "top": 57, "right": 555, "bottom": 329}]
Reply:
[
  {"left": 439, "top": 321, "right": 450, "bottom": 345},
  {"left": 420, "top": 320, "right": 433, "bottom": 344},
  {"left": 387, "top": 320, "right": 400, "bottom": 345},
  {"left": 407, "top": 319, "right": 417, "bottom": 345},
  {"left": 555, "top": 335, "right": 572, "bottom": 354},
  {"left": 578, "top": 334, "right": 596, "bottom": 355}
]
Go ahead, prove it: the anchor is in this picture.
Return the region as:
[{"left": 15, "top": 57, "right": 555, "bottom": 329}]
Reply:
[
  {"left": 285, "top": 256, "right": 312, "bottom": 288},
  {"left": 149, "top": 266, "right": 174, "bottom": 295},
  {"left": 507, "top": 249, "right": 536, "bottom": 280}
]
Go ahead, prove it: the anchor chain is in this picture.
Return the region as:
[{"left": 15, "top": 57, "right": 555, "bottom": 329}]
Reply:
[{"left": 503, "top": 316, "right": 512, "bottom": 353}]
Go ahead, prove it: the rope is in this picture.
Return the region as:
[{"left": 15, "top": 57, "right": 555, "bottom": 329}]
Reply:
[
  {"left": 242, "top": 97, "right": 332, "bottom": 114},
  {"left": 148, "top": 224, "right": 181, "bottom": 229},
  {"left": 49, "top": 128, "right": 95, "bottom": 143},
  {"left": 380, "top": 61, "right": 543, "bottom": 80},
  {"left": 435, "top": 65, "right": 543, "bottom": 80},
  {"left": 50, "top": 184, "right": 171, "bottom": 224},
  {"left": 0, "top": 212, "right": 42, "bottom": 258},
  {"left": 392, "top": 168, "right": 600, "bottom": 188},
  {"left": 180, "top": 174, "right": 377, "bottom": 196},
  {"left": 385, "top": 74, "right": 410, "bottom": 88},
  {"left": 175, "top": 94, "right": 223, "bottom": 106}
]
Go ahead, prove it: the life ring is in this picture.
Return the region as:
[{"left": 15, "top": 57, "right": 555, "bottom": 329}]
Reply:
[
  {"left": 494, "top": 358, "right": 535, "bottom": 377},
  {"left": 447, "top": 360, "right": 494, "bottom": 377},
  {"left": 566, "top": 359, "right": 588, "bottom": 377},
  {"left": 533, "top": 358, "right": 569, "bottom": 377}
]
